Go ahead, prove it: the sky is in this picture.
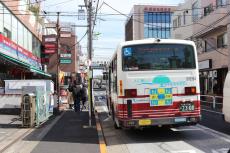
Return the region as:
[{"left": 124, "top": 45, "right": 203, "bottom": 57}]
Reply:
[{"left": 41, "top": 0, "right": 185, "bottom": 63}]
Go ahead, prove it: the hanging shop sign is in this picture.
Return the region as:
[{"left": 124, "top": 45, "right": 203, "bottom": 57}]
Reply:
[
  {"left": 42, "top": 34, "right": 57, "bottom": 43},
  {"left": 42, "top": 35, "right": 58, "bottom": 54},
  {"left": 60, "top": 59, "right": 72, "bottom": 64},
  {"left": 44, "top": 43, "right": 57, "bottom": 54},
  {"left": 60, "top": 53, "right": 71, "bottom": 58},
  {"left": 0, "top": 34, "right": 41, "bottom": 70}
]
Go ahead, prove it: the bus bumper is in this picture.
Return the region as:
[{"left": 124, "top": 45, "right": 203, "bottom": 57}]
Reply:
[{"left": 120, "top": 116, "right": 201, "bottom": 128}]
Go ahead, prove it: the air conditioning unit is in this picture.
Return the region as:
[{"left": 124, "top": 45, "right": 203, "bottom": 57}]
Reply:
[{"left": 42, "top": 64, "right": 47, "bottom": 73}]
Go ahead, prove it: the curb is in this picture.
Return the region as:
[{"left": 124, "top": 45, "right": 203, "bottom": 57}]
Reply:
[{"left": 95, "top": 111, "right": 107, "bottom": 153}]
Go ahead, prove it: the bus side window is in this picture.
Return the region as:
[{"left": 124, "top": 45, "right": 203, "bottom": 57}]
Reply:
[{"left": 114, "top": 57, "right": 117, "bottom": 94}]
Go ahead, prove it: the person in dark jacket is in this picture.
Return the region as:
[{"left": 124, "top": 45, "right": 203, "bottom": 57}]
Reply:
[
  {"left": 81, "top": 83, "right": 88, "bottom": 110},
  {"left": 69, "top": 80, "right": 82, "bottom": 112}
]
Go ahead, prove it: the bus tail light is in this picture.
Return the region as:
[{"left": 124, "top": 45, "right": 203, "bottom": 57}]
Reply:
[
  {"left": 125, "top": 89, "right": 137, "bottom": 98},
  {"left": 119, "top": 80, "right": 123, "bottom": 95},
  {"left": 185, "top": 87, "right": 196, "bottom": 95}
]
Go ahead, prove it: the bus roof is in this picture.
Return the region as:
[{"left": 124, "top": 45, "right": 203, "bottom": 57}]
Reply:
[{"left": 120, "top": 38, "right": 195, "bottom": 47}]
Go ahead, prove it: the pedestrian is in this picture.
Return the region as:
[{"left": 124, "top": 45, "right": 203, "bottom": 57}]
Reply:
[
  {"left": 81, "top": 83, "right": 88, "bottom": 110},
  {"left": 67, "top": 78, "right": 74, "bottom": 109},
  {"left": 69, "top": 79, "right": 82, "bottom": 112}
]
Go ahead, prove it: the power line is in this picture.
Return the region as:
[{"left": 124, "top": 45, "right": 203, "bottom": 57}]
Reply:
[
  {"left": 92, "top": 0, "right": 100, "bottom": 32},
  {"left": 44, "top": 0, "right": 75, "bottom": 8},
  {"left": 70, "top": 31, "right": 88, "bottom": 49}
]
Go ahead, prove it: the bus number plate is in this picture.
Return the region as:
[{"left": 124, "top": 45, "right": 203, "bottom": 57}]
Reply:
[
  {"left": 180, "top": 103, "right": 195, "bottom": 112},
  {"left": 139, "top": 119, "right": 151, "bottom": 126}
]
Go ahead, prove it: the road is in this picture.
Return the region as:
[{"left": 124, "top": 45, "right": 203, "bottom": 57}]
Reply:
[{"left": 93, "top": 90, "right": 230, "bottom": 153}]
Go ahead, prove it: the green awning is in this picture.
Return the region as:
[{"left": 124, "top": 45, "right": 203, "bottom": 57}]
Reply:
[
  {"left": 30, "top": 67, "right": 52, "bottom": 77},
  {"left": 0, "top": 52, "right": 51, "bottom": 78},
  {"left": 0, "top": 52, "right": 29, "bottom": 69}
]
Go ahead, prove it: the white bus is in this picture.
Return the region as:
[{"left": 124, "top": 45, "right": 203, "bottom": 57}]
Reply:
[
  {"left": 107, "top": 38, "right": 201, "bottom": 129},
  {"left": 223, "top": 71, "right": 230, "bottom": 123}
]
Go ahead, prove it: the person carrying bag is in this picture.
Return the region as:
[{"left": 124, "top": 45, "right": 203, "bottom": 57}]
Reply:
[{"left": 69, "top": 80, "right": 82, "bottom": 112}]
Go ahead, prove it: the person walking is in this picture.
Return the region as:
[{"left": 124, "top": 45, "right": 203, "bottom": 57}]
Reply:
[
  {"left": 67, "top": 78, "right": 74, "bottom": 109},
  {"left": 69, "top": 80, "right": 82, "bottom": 112},
  {"left": 81, "top": 83, "right": 88, "bottom": 111}
]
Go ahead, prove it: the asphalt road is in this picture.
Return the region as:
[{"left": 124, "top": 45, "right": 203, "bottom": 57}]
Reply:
[{"left": 94, "top": 90, "right": 230, "bottom": 153}]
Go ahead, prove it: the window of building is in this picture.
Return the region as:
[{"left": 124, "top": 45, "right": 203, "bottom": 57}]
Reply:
[
  {"left": 192, "top": 1, "right": 199, "bottom": 22},
  {"left": 204, "top": 4, "right": 214, "bottom": 16},
  {"left": 4, "top": 8, "right": 11, "bottom": 34},
  {"left": 178, "top": 15, "right": 181, "bottom": 27},
  {"left": 144, "top": 12, "right": 171, "bottom": 39},
  {"left": 216, "top": 0, "right": 226, "bottom": 8},
  {"left": 32, "top": 36, "right": 41, "bottom": 57},
  {"left": 0, "top": 3, "right": 3, "bottom": 34},
  {"left": 18, "top": 21, "right": 24, "bottom": 47},
  {"left": 23, "top": 27, "right": 28, "bottom": 50},
  {"left": 28, "top": 31, "right": 32, "bottom": 52},
  {"left": 173, "top": 19, "right": 178, "bottom": 30},
  {"left": 3, "top": 28, "right": 11, "bottom": 39},
  {"left": 12, "top": 16, "right": 18, "bottom": 43},
  {"left": 183, "top": 11, "right": 187, "bottom": 25},
  {"left": 217, "top": 33, "right": 227, "bottom": 48},
  {"left": 204, "top": 40, "right": 213, "bottom": 52}
]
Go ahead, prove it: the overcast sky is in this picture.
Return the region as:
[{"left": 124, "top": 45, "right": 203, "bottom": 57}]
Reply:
[{"left": 42, "top": 0, "right": 184, "bottom": 62}]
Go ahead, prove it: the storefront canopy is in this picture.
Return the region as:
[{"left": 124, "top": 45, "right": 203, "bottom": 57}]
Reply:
[{"left": 0, "top": 52, "right": 51, "bottom": 78}]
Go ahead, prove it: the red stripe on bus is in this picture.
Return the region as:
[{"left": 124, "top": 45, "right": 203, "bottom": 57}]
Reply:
[
  {"left": 117, "top": 100, "right": 200, "bottom": 111},
  {"left": 118, "top": 93, "right": 200, "bottom": 98}
]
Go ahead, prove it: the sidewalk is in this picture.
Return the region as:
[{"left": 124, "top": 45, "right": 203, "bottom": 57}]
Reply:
[{"left": 31, "top": 110, "right": 100, "bottom": 153}]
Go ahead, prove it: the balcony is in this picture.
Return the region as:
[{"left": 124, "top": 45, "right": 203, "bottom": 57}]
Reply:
[{"left": 193, "top": 6, "right": 228, "bottom": 38}]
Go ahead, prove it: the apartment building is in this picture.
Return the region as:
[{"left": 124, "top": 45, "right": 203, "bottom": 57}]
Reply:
[
  {"left": 44, "top": 22, "right": 79, "bottom": 86},
  {"left": 172, "top": 0, "right": 229, "bottom": 95}
]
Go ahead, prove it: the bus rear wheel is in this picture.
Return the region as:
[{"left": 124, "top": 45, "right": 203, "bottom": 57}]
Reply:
[{"left": 112, "top": 106, "right": 121, "bottom": 129}]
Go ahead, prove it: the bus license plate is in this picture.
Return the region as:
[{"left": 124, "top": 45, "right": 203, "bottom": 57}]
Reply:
[
  {"left": 139, "top": 119, "right": 151, "bottom": 126},
  {"left": 180, "top": 103, "right": 195, "bottom": 112}
]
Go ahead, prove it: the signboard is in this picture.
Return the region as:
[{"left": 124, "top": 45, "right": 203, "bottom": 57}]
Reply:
[
  {"left": 0, "top": 34, "right": 41, "bottom": 70},
  {"left": 60, "top": 33, "right": 72, "bottom": 38},
  {"left": 60, "top": 59, "right": 71, "bottom": 64},
  {"left": 144, "top": 7, "right": 171, "bottom": 12},
  {"left": 44, "top": 23, "right": 57, "bottom": 28},
  {"left": 42, "top": 35, "right": 57, "bottom": 55},
  {"left": 44, "top": 49, "right": 56, "bottom": 54},
  {"left": 44, "top": 37, "right": 56, "bottom": 42},
  {"left": 60, "top": 54, "right": 71, "bottom": 58},
  {"left": 199, "top": 59, "right": 212, "bottom": 70}
]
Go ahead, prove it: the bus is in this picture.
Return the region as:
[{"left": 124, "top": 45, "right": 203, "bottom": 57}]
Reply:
[
  {"left": 223, "top": 71, "right": 230, "bottom": 123},
  {"left": 107, "top": 38, "right": 201, "bottom": 129}
]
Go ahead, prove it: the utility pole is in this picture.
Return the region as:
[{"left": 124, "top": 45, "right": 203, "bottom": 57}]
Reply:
[
  {"left": 87, "top": 0, "right": 93, "bottom": 126},
  {"left": 56, "top": 12, "right": 60, "bottom": 114}
]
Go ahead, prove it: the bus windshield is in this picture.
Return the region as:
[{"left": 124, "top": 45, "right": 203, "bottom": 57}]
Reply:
[{"left": 122, "top": 44, "right": 196, "bottom": 71}]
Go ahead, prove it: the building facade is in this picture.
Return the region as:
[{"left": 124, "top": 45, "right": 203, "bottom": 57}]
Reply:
[
  {"left": 125, "top": 5, "right": 175, "bottom": 41},
  {"left": 0, "top": 0, "right": 51, "bottom": 84},
  {"left": 172, "top": 0, "right": 229, "bottom": 96},
  {"left": 45, "top": 22, "right": 79, "bottom": 85}
]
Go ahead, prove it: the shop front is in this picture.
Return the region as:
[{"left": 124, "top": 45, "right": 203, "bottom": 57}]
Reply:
[
  {"left": 0, "top": 33, "right": 51, "bottom": 81},
  {"left": 199, "top": 59, "right": 228, "bottom": 96}
]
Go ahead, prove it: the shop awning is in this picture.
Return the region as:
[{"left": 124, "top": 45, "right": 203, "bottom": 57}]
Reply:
[
  {"left": 30, "top": 67, "right": 52, "bottom": 77},
  {"left": 0, "top": 52, "right": 51, "bottom": 78}
]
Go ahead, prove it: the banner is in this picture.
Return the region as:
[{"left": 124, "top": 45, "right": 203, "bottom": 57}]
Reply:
[{"left": 0, "top": 34, "right": 42, "bottom": 70}]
